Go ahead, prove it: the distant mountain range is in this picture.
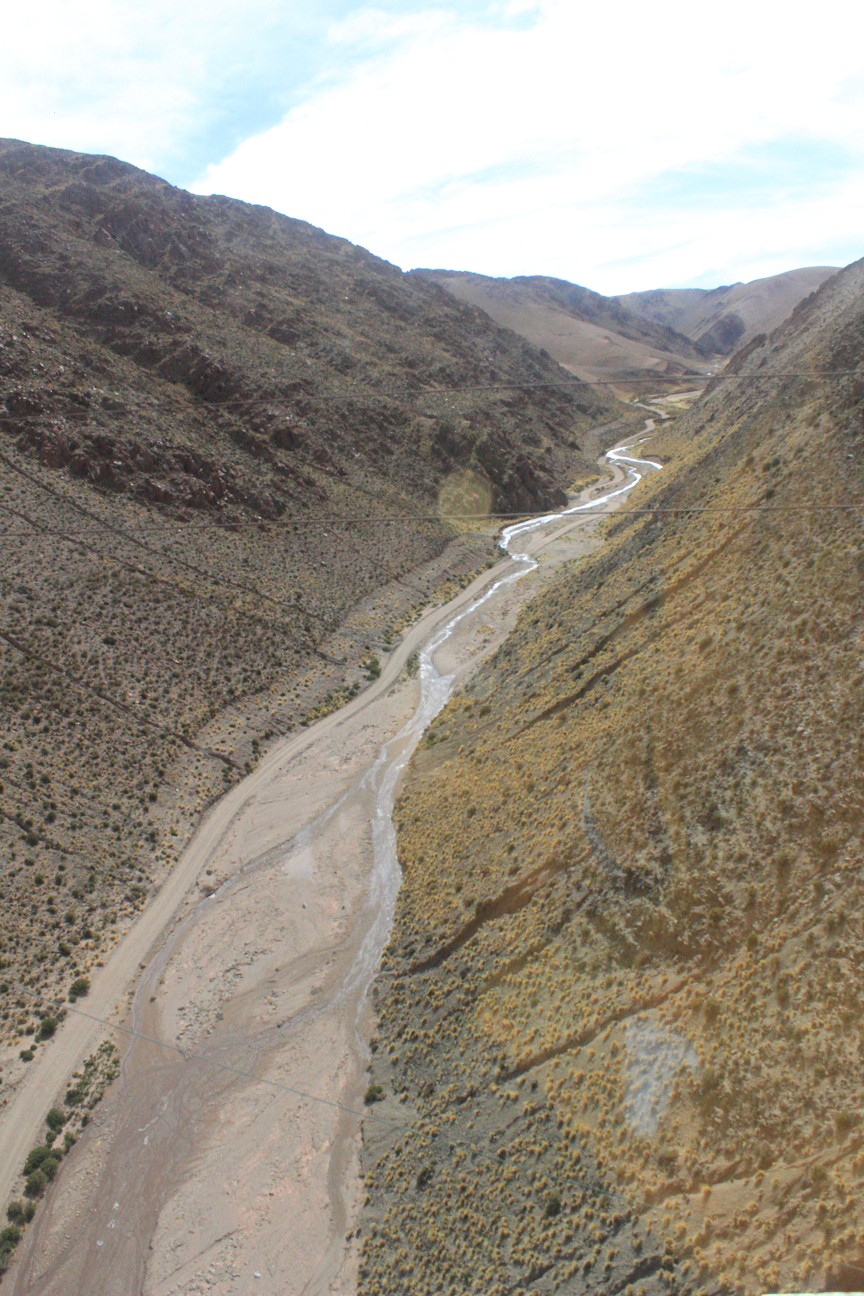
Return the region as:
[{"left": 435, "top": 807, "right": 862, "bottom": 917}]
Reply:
[{"left": 413, "top": 265, "right": 838, "bottom": 384}]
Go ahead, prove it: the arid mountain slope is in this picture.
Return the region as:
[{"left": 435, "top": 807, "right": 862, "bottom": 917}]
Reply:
[
  {"left": 0, "top": 141, "right": 627, "bottom": 1091},
  {"left": 618, "top": 266, "right": 838, "bottom": 356},
  {"left": 0, "top": 138, "right": 616, "bottom": 522},
  {"left": 415, "top": 267, "right": 839, "bottom": 386},
  {"left": 412, "top": 269, "right": 708, "bottom": 384},
  {"left": 360, "top": 258, "right": 864, "bottom": 1296}
]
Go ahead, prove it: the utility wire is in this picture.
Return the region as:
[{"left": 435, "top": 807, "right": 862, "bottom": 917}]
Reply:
[
  {"left": 1, "top": 500, "right": 861, "bottom": 544},
  {"left": 0, "top": 366, "right": 859, "bottom": 427},
  {"left": 63, "top": 1003, "right": 413, "bottom": 1132},
  {"left": 80, "top": 368, "right": 864, "bottom": 405},
  {"left": 4, "top": 416, "right": 859, "bottom": 1222},
  {"left": 16, "top": 992, "right": 572, "bottom": 1183}
]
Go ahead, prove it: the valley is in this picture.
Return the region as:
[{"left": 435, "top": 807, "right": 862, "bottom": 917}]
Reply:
[
  {"left": 0, "top": 136, "right": 861, "bottom": 1296},
  {"left": 2, "top": 430, "right": 647, "bottom": 1295}
]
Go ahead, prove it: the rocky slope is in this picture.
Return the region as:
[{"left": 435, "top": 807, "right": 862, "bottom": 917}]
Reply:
[
  {"left": 0, "top": 139, "right": 627, "bottom": 1075},
  {"left": 413, "top": 269, "right": 708, "bottom": 385},
  {"left": 415, "top": 267, "right": 838, "bottom": 386},
  {"left": 617, "top": 267, "right": 838, "bottom": 357},
  {"left": 0, "top": 138, "right": 616, "bottom": 522},
  {"left": 359, "top": 258, "right": 864, "bottom": 1296}
]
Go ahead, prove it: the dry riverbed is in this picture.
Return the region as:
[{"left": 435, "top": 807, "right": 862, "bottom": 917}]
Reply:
[{"left": 1, "top": 450, "right": 633, "bottom": 1296}]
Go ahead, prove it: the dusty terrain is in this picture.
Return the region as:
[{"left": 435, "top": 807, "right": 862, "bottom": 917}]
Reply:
[
  {"left": 618, "top": 267, "right": 839, "bottom": 356},
  {"left": 359, "top": 259, "right": 864, "bottom": 1296},
  {"left": 413, "top": 267, "right": 836, "bottom": 386},
  {"left": 0, "top": 137, "right": 642, "bottom": 1281},
  {"left": 412, "top": 270, "right": 707, "bottom": 385},
  {"left": 0, "top": 443, "right": 635, "bottom": 1294}
]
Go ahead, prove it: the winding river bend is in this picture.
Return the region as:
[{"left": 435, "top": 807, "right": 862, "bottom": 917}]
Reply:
[
  {"left": 355, "top": 434, "right": 663, "bottom": 1031},
  {"left": 5, "top": 431, "right": 660, "bottom": 1296}
]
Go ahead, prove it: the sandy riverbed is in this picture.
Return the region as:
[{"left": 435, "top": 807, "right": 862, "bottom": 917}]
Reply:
[{"left": 3, "top": 449, "right": 637, "bottom": 1296}]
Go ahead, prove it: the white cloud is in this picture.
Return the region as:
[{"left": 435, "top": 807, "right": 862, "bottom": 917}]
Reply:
[
  {"left": 191, "top": 0, "right": 864, "bottom": 289},
  {"left": 3, "top": 0, "right": 862, "bottom": 289},
  {"left": 0, "top": 0, "right": 310, "bottom": 174}
]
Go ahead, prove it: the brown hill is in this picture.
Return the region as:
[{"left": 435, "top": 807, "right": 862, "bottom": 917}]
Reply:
[
  {"left": 360, "top": 258, "right": 864, "bottom": 1296},
  {"left": 617, "top": 266, "right": 839, "bottom": 356},
  {"left": 411, "top": 269, "right": 708, "bottom": 384},
  {"left": 415, "top": 267, "right": 841, "bottom": 387},
  {"left": 0, "top": 138, "right": 618, "bottom": 522},
  {"left": 0, "top": 140, "right": 628, "bottom": 1093}
]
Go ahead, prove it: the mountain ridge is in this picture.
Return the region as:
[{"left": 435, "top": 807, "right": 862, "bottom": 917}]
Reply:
[
  {"left": 618, "top": 265, "right": 839, "bottom": 356},
  {"left": 358, "top": 255, "right": 864, "bottom": 1296},
  {"left": 414, "top": 264, "right": 839, "bottom": 385}
]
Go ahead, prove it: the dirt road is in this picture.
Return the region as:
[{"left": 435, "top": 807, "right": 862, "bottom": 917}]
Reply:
[{"left": 2, "top": 438, "right": 652, "bottom": 1295}]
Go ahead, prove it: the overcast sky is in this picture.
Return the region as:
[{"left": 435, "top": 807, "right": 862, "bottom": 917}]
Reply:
[{"left": 3, "top": 0, "right": 863, "bottom": 293}]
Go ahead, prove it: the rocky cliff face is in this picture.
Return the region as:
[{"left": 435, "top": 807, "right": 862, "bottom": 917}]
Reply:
[
  {"left": 359, "top": 259, "right": 864, "bottom": 1296},
  {"left": 0, "top": 138, "right": 617, "bottom": 523}
]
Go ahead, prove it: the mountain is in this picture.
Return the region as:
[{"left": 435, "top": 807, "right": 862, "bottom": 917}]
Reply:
[
  {"left": 359, "top": 257, "right": 864, "bottom": 1296},
  {"left": 413, "top": 268, "right": 708, "bottom": 384},
  {"left": 617, "top": 266, "right": 838, "bottom": 355},
  {"left": 0, "top": 139, "right": 629, "bottom": 1092},
  {"left": 414, "top": 266, "right": 839, "bottom": 385},
  {"left": 0, "top": 139, "right": 618, "bottom": 524}
]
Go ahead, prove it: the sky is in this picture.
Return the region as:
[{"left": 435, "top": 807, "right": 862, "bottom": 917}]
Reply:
[{"left": 2, "top": 0, "right": 863, "bottom": 294}]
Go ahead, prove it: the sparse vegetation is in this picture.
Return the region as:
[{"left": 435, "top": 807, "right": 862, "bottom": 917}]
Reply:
[
  {"left": 0, "top": 140, "right": 617, "bottom": 1062},
  {"left": 358, "top": 262, "right": 864, "bottom": 1296},
  {"left": 0, "top": 1039, "right": 118, "bottom": 1273}
]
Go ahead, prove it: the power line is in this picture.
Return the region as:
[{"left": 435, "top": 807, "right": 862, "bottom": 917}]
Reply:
[
  {"left": 166, "top": 367, "right": 864, "bottom": 404},
  {"left": 0, "top": 366, "right": 859, "bottom": 428},
  {"left": 40, "top": 1001, "right": 606, "bottom": 1185},
  {"left": 12, "top": 990, "right": 568, "bottom": 1182},
  {"left": 0, "top": 454, "right": 447, "bottom": 632},
  {"left": 64, "top": 1003, "right": 412, "bottom": 1131},
  {"left": 1, "top": 499, "right": 861, "bottom": 545}
]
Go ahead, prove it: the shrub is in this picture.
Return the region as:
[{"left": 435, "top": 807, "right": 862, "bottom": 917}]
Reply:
[
  {"left": 545, "top": 1190, "right": 562, "bottom": 1218},
  {"left": 38, "top": 1017, "right": 57, "bottom": 1040},
  {"left": 24, "top": 1170, "right": 47, "bottom": 1199},
  {"left": 835, "top": 1110, "right": 855, "bottom": 1138},
  {"left": 364, "top": 1084, "right": 383, "bottom": 1105},
  {"left": 46, "top": 1107, "right": 66, "bottom": 1132},
  {"left": 416, "top": 1164, "right": 434, "bottom": 1189},
  {"left": 23, "top": 1145, "right": 58, "bottom": 1176},
  {"left": 5, "top": 1203, "right": 23, "bottom": 1224},
  {"left": 365, "top": 656, "right": 381, "bottom": 680},
  {"left": 68, "top": 976, "right": 90, "bottom": 1002}
]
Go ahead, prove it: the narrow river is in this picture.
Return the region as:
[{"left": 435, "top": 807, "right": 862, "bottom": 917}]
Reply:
[
  {"left": 352, "top": 433, "right": 663, "bottom": 1033},
  {"left": 6, "top": 431, "right": 661, "bottom": 1296}
]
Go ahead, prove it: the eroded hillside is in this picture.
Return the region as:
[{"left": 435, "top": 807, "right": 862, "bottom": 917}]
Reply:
[
  {"left": 359, "top": 260, "right": 864, "bottom": 1296},
  {"left": 0, "top": 141, "right": 627, "bottom": 1072},
  {"left": 413, "top": 269, "right": 707, "bottom": 384},
  {"left": 618, "top": 268, "right": 838, "bottom": 357}
]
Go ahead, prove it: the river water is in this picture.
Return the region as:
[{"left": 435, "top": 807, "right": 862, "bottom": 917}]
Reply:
[
  {"left": 9, "top": 433, "right": 661, "bottom": 1296},
  {"left": 350, "top": 434, "right": 663, "bottom": 1037}
]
